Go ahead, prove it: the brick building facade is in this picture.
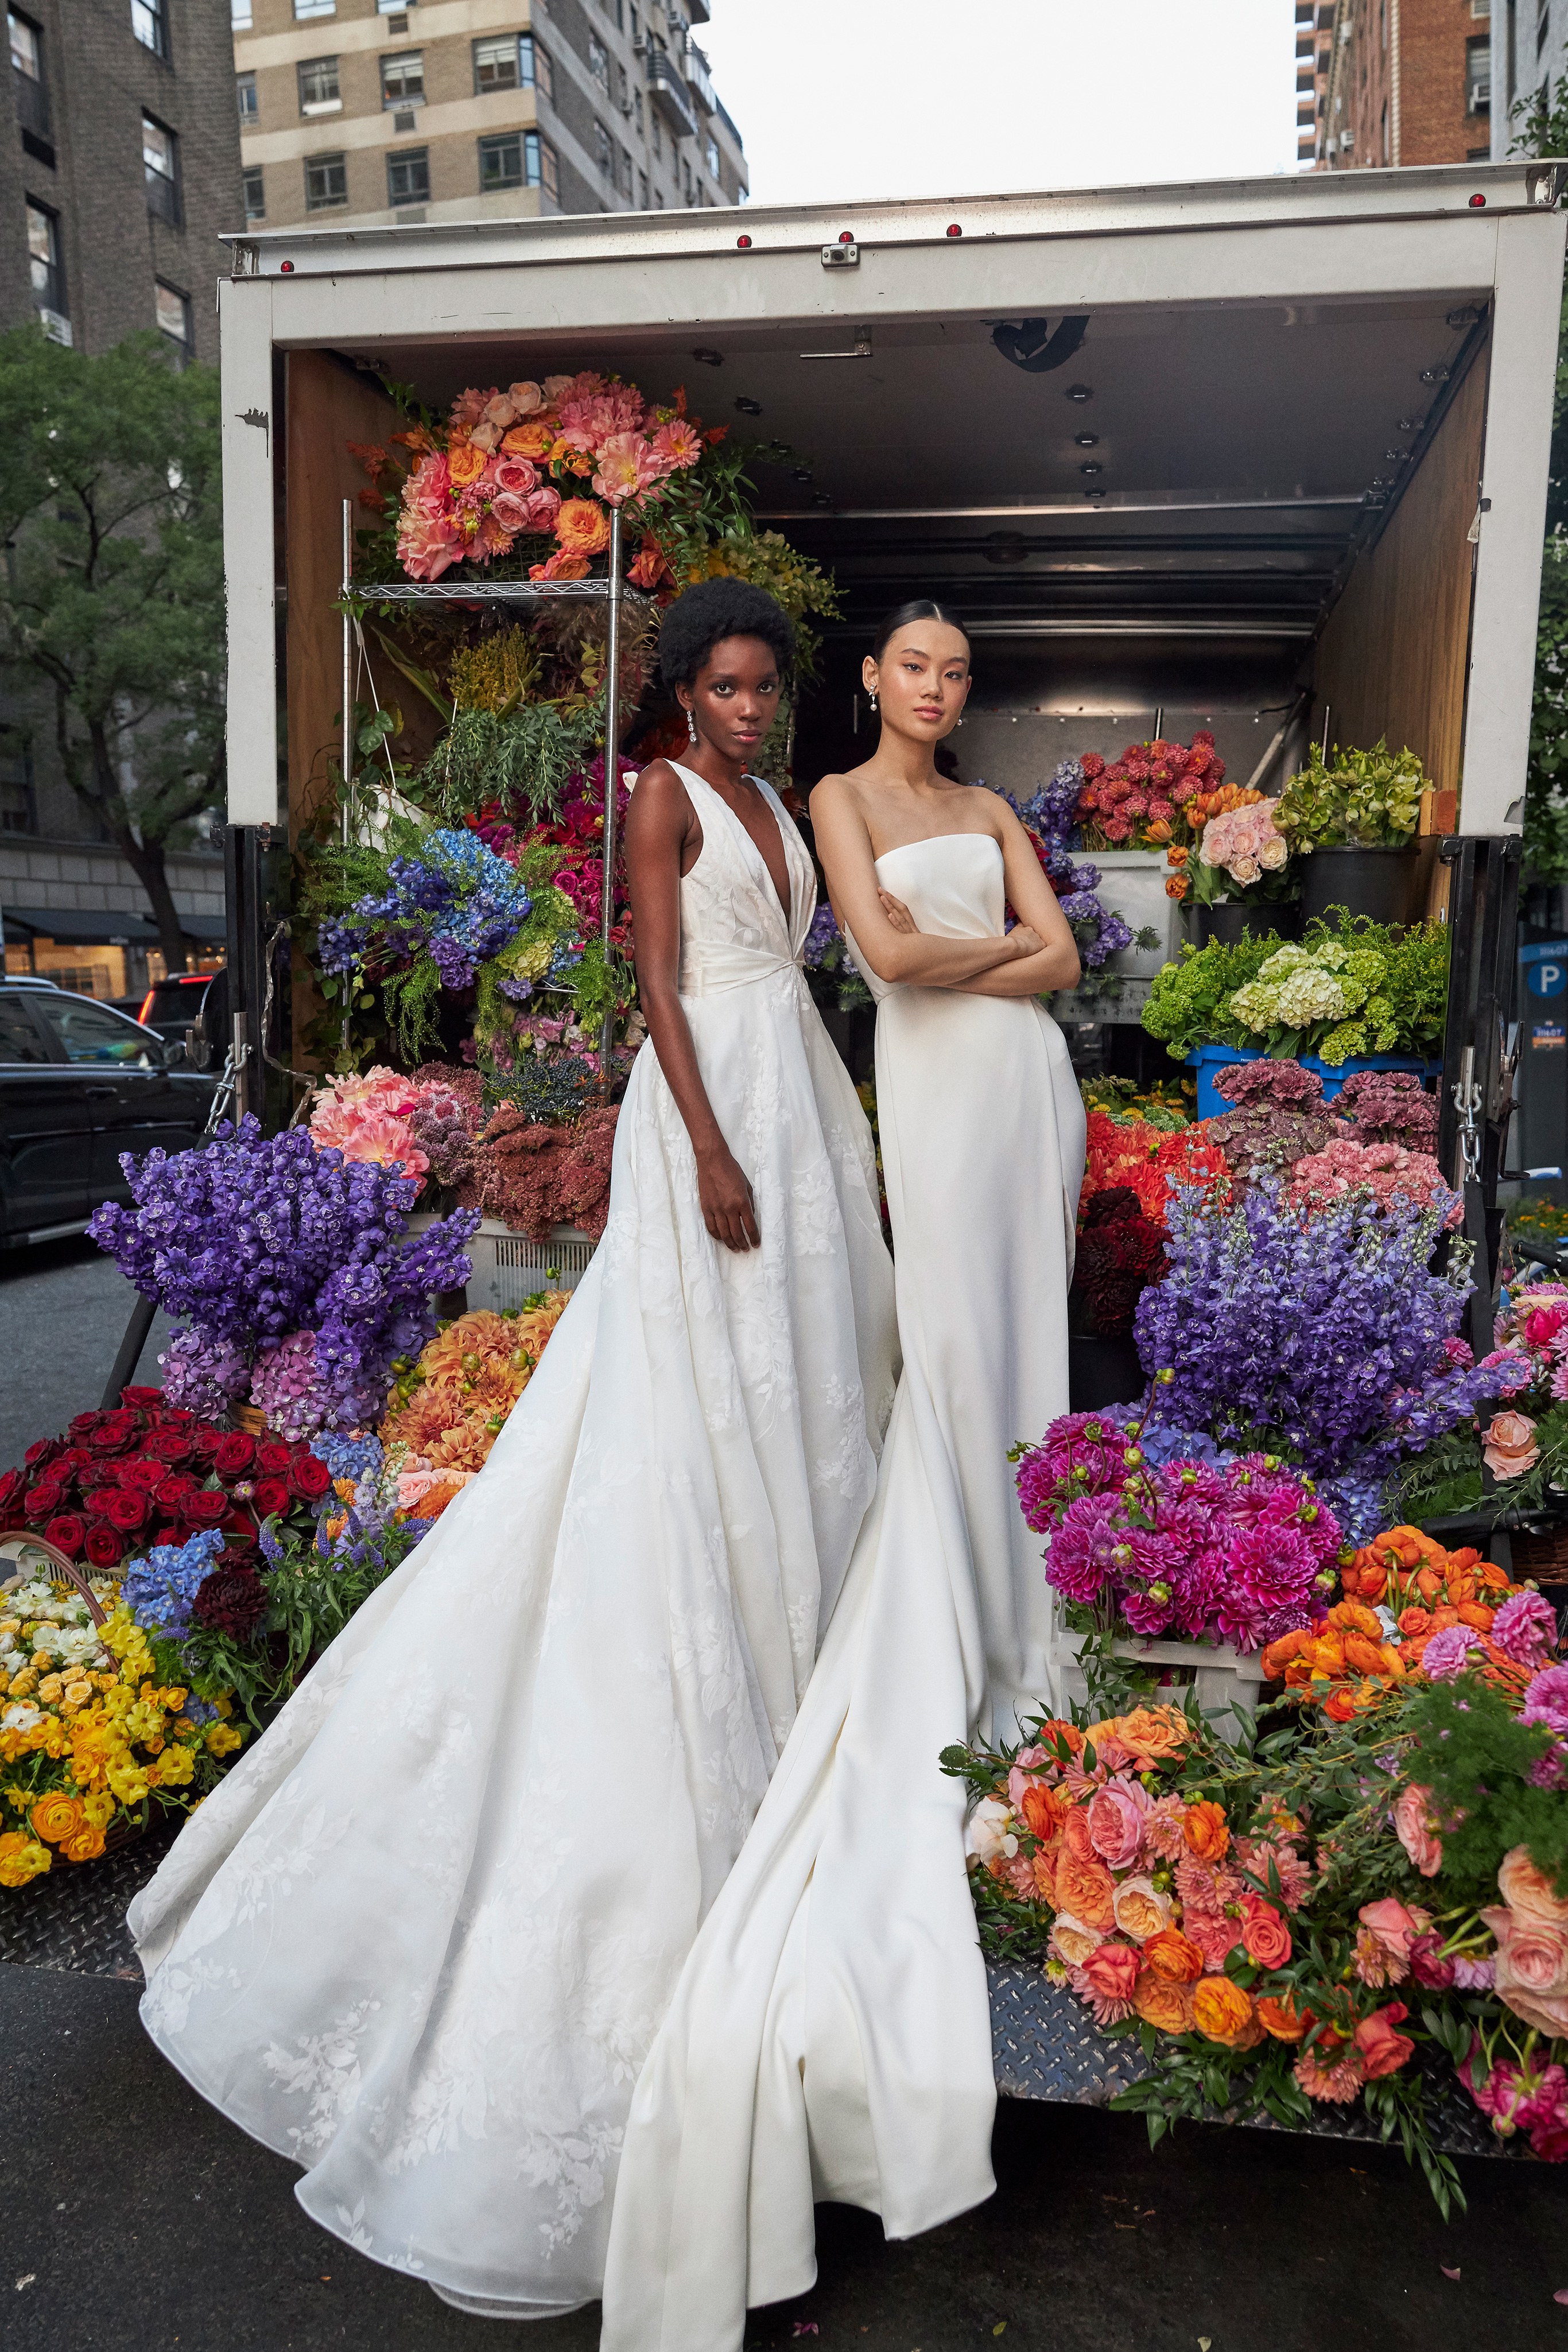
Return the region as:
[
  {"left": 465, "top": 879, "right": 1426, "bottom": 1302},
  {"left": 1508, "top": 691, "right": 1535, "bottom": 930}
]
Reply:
[
  {"left": 234, "top": 0, "right": 747, "bottom": 237},
  {"left": 1302, "top": 0, "right": 1494, "bottom": 170},
  {"left": 1, "top": 1, "right": 240, "bottom": 997}
]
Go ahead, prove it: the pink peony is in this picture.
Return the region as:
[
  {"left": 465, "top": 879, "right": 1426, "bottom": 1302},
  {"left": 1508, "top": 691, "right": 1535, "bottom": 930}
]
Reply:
[
  {"left": 333, "top": 1111, "right": 429, "bottom": 1182},
  {"left": 1394, "top": 1782, "right": 1443, "bottom": 1877}
]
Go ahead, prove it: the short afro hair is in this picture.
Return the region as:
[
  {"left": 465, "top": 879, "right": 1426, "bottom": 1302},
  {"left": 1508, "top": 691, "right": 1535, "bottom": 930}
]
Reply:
[{"left": 657, "top": 576, "right": 795, "bottom": 690}]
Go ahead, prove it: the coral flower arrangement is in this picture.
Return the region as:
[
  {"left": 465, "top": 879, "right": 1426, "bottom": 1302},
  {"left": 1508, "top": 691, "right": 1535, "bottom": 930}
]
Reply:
[{"left": 380, "top": 1297, "right": 572, "bottom": 1503}]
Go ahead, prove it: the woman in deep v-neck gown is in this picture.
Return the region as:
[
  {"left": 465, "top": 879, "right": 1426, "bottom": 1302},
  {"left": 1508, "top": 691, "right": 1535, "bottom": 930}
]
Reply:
[
  {"left": 127, "top": 583, "right": 898, "bottom": 2319},
  {"left": 602, "top": 600, "right": 1086, "bottom": 2352}
]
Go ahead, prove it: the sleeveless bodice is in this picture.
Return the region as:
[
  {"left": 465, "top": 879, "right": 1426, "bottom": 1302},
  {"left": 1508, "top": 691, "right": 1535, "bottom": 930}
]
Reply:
[
  {"left": 666, "top": 760, "right": 816, "bottom": 999},
  {"left": 843, "top": 832, "right": 1005, "bottom": 1000}
]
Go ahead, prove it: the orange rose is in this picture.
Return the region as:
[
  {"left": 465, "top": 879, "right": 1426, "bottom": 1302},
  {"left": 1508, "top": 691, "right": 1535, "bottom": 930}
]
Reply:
[
  {"left": 1142, "top": 1926, "right": 1205, "bottom": 1984},
  {"left": 1020, "top": 1782, "right": 1066, "bottom": 1841},
  {"left": 1031, "top": 1845, "right": 1058, "bottom": 1905},
  {"left": 1061, "top": 1807, "right": 1096, "bottom": 1865},
  {"left": 1354, "top": 2001, "right": 1414, "bottom": 2080},
  {"left": 502, "top": 421, "right": 554, "bottom": 459},
  {"left": 1191, "top": 1974, "right": 1255, "bottom": 2046},
  {"left": 1115, "top": 1705, "right": 1189, "bottom": 1764},
  {"left": 554, "top": 496, "right": 612, "bottom": 556},
  {"left": 1080, "top": 1941, "right": 1141, "bottom": 2006},
  {"left": 1054, "top": 1850, "right": 1118, "bottom": 1932},
  {"left": 1182, "top": 1800, "right": 1229, "bottom": 1863},
  {"left": 1396, "top": 1606, "right": 1432, "bottom": 1639},
  {"left": 1240, "top": 1894, "right": 1292, "bottom": 1970},
  {"left": 29, "top": 1792, "right": 84, "bottom": 1846},
  {"left": 1133, "top": 1969, "right": 1196, "bottom": 2035},
  {"left": 1255, "top": 1993, "right": 1312, "bottom": 2042},
  {"left": 447, "top": 440, "right": 488, "bottom": 488}
]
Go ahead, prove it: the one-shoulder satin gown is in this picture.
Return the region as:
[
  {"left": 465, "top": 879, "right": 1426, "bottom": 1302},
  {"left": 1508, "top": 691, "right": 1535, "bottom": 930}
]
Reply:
[
  {"left": 602, "top": 830, "right": 1085, "bottom": 2351},
  {"left": 127, "top": 764, "right": 898, "bottom": 2319}
]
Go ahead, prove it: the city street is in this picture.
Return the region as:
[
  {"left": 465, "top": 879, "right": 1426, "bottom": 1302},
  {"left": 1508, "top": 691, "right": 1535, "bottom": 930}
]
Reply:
[
  {"left": 0, "top": 1239, "right": 172, "bottom": 1475},
  {"left": 1, "top": 1953, "right": 1565, "bottom": 2352}
]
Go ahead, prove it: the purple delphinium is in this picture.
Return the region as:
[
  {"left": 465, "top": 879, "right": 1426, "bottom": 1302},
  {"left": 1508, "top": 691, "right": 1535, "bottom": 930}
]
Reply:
[
  {"left": 121, "top": 1528, "right": 227, "bottom": 1637},
  {"left": 1134, "top": 1176, "right": 1530, "bottom": 1481},
  {"left": 158, "top": 1328, "right": 250, "bottom": 1419}
]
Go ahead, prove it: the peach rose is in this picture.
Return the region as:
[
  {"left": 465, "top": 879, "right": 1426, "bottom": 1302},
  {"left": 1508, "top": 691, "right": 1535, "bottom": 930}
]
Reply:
[
  {"left": 1054, "top": 1850, "right": 1118, "bottom": 1932},
  {"left": 1142, "top": 1926, "right": 1205, "bottom": 1984},
  {"left": 1133, "top": 1969, "right": 1196, "bottom": 2035},
  {"left": 448, "top": 440, "right": 488, "bottom": 488},
  {"left": 529, "top": 549, "right": 591, "bottom": 581},
  {"left": 1112, "top": 1875, "right": 1174, "bottom": 1944},
  {"left": 1394, "top": 1783, "right": 1443, "bottom": 1877},
  {"left": 1032, "top": 1845, "right": 1058, "bottom": 1905},
  {"left": 502, "top": 421, "right": 555, "bottom": 460},
  {"left": 1240, "top": 1894, "right": 1292, "bottom": 1970},
  {"left": 1182, "top": 1800, "right": 1229, "bottom": 1863},
  {"left": 1061, "top": 1806, "right": 1096, "bottom": 1865},
  {"left": 1484, "top": 1904, "right": 1568, "bottom": 2006},
  {"left": 1115, "top": 1705, "right": 1189, "bottom": 1764},
  {"left": 1358, "top": 1896, "right": 1428, "bottom": 1963},
  {"left": 1482, "top": 1410, "right": 1539, "bottom": 1480},
  {"left": 506, "top": 379, "right": 546, "bottom": 416},
  {"left": 1087, "top": 1776, "right": 1151, "bottom": 1869},
  {"left": 1191, "top": 1974, "right": 1256, "bottom": 2047},
  {"left": 1079, "top": 1940, "right": 1140, "bottom": 2006},
  {"left": 1255, "top": 1993, "right": 1312, "bottom": 2042},
  {"left": 554, "top": 496, "right": 612, "bottom": 556},
  {"left": 1497, "top": 1845, "right": 1568, "bottom": 1926},
  {"left": 1049, "top": 1911, "right": 1104, "bottom": 1970},
  {"left": 1354, "top": 2001, "right": 1414, "bottom": 2080}
]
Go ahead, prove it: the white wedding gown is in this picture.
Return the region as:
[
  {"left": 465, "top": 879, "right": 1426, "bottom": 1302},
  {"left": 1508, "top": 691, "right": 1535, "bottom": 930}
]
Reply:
[
  {"left": 128, "top": 765, "right": 897, "bottom": 2318},
  {"left": 601, "top": 831, "right": 1085, "bottom": 2351}
]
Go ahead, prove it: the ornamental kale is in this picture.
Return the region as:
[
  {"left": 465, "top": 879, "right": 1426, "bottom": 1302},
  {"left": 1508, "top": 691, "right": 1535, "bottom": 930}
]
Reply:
[
  {"left": 1134, "top": 1178, "right": 1530, "bottom": 1481},
  {"left": 88, "top": 1117, "right": 479, "bottom": 1429}
]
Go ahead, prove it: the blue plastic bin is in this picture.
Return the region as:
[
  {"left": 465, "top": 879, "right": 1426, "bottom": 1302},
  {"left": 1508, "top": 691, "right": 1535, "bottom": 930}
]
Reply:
[{"left": 1186, "top": 1045, "right": 1442, "bottom": 1120}]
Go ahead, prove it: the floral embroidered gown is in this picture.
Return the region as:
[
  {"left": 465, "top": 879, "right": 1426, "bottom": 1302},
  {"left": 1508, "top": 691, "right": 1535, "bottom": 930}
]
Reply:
[{"left": 129, "top": 764, "right": 897, "bottom": 2320}]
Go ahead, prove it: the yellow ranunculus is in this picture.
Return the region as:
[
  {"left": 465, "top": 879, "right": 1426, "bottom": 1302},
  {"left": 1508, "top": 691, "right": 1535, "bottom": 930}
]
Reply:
[
  {"left": 29, "top": 1791, "right": 84, "bottom": 1846},
  {"left": 155, "top": 1744, "right": 196, "bottom": 1788},
  {"left": 0, "top": 1830, "right": 51, "bottom": 1887},
  {"left": 59, "top": 1824, "right": 106, "bottom": 1863}
]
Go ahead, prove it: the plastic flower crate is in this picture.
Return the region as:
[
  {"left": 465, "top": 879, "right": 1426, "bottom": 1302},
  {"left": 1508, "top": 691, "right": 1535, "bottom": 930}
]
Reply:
[
  {"left": 464, "top": 1218, "right": 597, "bottom": 1313},
  {"left": 1082, "top": 849, "right": 1182, "bottom": 977},
  {"left": 1057, "top": 1623, "right": 1267, "bottom": 1745},
  {"left": 1186, "top": 1043, "right": 1442, "bottom": 1119}
]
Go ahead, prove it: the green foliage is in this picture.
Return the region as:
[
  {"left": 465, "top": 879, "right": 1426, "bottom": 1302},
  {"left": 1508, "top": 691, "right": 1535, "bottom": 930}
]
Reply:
[
  {"left": 1141, "top": 911, "right": 1447, "bottom": 1065},
  {"left": 381, "top": 954, "right": 444, "bottom": 1065},
  {"left": 1140, "top": 930, "right": 1292, "bottom": 1059},
  {"left": 0, "top": 325, "right": 226, "bottom": 957},
  {"left": 1274, "top": 740, "right": 1427, "bottom": 850},
  {"left": 405, "top": 698, "right": 607, "bottom": 826},
  {"left": 1402, "top": 1673, "right": 1568, "bottom": 1901},
  {"left": 1523, "top": 534, "right": 1568, "bottom": 883}
]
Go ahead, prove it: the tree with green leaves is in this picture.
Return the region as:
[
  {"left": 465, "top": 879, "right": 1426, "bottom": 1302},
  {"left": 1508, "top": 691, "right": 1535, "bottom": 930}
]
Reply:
[{"left": 0, "top": 325, "right": 226, "bottom": 972}]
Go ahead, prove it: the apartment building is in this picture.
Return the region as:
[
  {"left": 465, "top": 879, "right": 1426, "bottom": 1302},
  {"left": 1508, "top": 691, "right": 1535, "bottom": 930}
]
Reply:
[
  {"left": 1489, "top": 0, "right": 1568, "bottom": 152},
  {"left": 233, "top": 0, "right": 748, "bottom": 235},
  {"left": 0, "top": 2, "right": 238, "bottom": 996},
  {"left": 1301, "top": 0, "right": 1494, "bottom": 170}
]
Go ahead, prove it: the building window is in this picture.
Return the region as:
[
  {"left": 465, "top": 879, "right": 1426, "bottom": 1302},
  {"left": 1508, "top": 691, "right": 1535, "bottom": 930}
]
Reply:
[
  {"left": 295, "top": 0, "right": 335, "bottom": 17},
  {"left": 533, "top": 40, "right": 553, "bottom": 100},
  {"left": 651, "top": 112, "right": 662, "bottom": 158},
  {"left": 382, "top": 51, "right": 424, "bottom": 107},
  {"left": 1540, "top": 3, "right": 1551, "bottom": 56},
  {"left": 305, "top": 150, "right": 347, "bottom": 209},
  {"left": 25, "top": 199, "right": 65, "bottom": 331},
  {"left": 9, "top": 7, "right": 39, "bottom": 77},
  {"left": 474, "top": 33, "right": 520, "bottom": 90},
  {"left": 589, "top": 35, "right": 610, "bottom": 89},
  {"left": 634, "top": 88, "right": 643, "bottom": 134},
  {"left": 386, "top": 145, "right": 429, "bottom": 207},
  {"left": 638, "top": 167, "right": 647, "bottom": 205},
  {"left": 298, "top": 54, "right": 340, "bottom": 112},
  {"left": 242, "top": 164, "right": 265, "bottom": 219},
  {"left": 1467, "top": 33, "right": 1491, "bottom": 111},
  {"left": 706, "top": 134, "right": 719, "bottom": 178},
  {"left": 236, "top": 70, "right": 257, "bottom": 126},
  {"left": 142, "top": 115, "right": 181, "bottom": 225},
  {"left": 155, "top": 280, "right": 192, "bottom": 356},
  {"left": 1472, "top": 0, "right": 1490, "bottom": 14},
  {"left": 0, "top": 737, "right": 36, "bottom": 836},
  {"left": 131, "top": 0, "right": 168, "bottom": 58},
  {"left": 479, "top": 129, "right": 556, "bottom": 199},
  {"left": 232, "top": 1, "right": 253, "bottom": 26},
  {"left": 10, "top": 9, "right": 50, "bottom": 143}
]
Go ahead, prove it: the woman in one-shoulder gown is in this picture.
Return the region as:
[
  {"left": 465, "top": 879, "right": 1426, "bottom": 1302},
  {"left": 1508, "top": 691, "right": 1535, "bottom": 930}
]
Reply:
[
  {"left": 127, "top": 581, "right": 898, "bottom": 2319},
  {"left": 603, "top": 599, "right": 1085, "bottom": 2352}
]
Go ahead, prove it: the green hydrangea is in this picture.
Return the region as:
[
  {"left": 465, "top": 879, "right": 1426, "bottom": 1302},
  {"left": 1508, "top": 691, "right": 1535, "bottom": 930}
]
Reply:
[{"left": 1140, "top": 911, "right": 1449, "bottom": 1064}]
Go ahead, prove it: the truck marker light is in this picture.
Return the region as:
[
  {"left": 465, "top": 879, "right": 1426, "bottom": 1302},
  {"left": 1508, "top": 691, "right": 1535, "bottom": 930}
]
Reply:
[
  {"left": 280, "top": 259, "right": 294, "bottom": 272},
  {"left": 736, "top": 234, "right": 751, "bottom": 247},
  {"left": 838, "top": 230, "right": 854, "bottom": 243},
  {"left": 1469, "top": 193, "right": 1486, "bottom": 208},
  {"left": 946, "top": 223, "right": 962, "bottom": 238}
]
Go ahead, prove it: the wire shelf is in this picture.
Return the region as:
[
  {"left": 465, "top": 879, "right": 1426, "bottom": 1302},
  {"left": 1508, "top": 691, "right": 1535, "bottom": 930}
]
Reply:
[{"left": 344, "top": 577, "right": 654, "bottom": 605}]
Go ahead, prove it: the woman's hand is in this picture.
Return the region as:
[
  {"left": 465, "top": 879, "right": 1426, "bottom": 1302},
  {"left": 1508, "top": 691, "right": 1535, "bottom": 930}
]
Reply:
[
  {"left": 697, "top": 1139, "right": 760, "bottom": 1252},
  {"left": 1007, "top": 923, "right": 1045, "bottom": 958},
  {"left": 877, "top": 888, "right": 917, "bottom": 934}
]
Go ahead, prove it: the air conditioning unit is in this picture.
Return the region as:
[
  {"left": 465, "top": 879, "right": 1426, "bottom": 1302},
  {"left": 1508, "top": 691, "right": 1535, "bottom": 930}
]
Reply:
[{"left": 393, "top": 106, "right": 416, "bottom": 131}]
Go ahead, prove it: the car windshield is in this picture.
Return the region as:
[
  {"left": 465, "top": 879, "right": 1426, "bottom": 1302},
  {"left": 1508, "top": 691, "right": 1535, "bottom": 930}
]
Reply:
[{"left": 33, "top": 995, "right": 163, "bottom": 1067}]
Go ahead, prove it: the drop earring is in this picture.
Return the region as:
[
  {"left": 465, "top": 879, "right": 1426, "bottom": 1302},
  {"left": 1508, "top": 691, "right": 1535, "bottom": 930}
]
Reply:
[
  {"left": 686, "top": 708, "right": 697, "bottom": 743},
  {"left": 868, "top": 689, "right": 878, "bottom": 714}
]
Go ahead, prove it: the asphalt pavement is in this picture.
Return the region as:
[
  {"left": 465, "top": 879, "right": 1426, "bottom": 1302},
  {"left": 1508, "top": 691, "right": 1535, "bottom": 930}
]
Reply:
[
  {"left": 0, "top": 1237, "right": 172, "bottom": 1473},
  {"left": 1, "top": 1958, "right": 1565, "bottom": 2352}
]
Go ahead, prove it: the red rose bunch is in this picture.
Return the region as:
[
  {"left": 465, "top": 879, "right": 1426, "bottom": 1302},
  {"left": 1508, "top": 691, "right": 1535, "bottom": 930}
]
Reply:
[{"left": 0, "top": 1392, "right": 335, "bottom": 1569}]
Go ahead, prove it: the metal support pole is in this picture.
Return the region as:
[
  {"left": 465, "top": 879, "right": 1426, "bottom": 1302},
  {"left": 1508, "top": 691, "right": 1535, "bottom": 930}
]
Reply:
[
  {"left": 100, "top": 1293, "right": 157, "bottom": 1412},
  {"left": 599, "top": 504, "right": 624, "bottom": 1092},
  {"left": 340, "top": 498, "right": 354, "bottom": 1065}
]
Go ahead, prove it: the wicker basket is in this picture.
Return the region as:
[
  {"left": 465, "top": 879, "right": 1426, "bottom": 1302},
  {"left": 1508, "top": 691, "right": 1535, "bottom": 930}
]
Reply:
[
  {"left": 1509, "top": 1524, "right": 1568, "bottom": 1583},
  {"left": 228, "top": 1402, "right": 266, "bottom": 1437},
  {"left": 0, "top": 1535, "right": 146, "bottom": 1864}
]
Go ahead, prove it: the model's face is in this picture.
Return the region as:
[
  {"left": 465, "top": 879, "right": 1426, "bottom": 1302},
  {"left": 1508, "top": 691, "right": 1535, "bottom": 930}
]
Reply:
[
  {"left": 679, "top": 634, "right": 781, "bottom": 760},
  {"left": 864, "top": 620, "right": 972, "bottom": 742}
]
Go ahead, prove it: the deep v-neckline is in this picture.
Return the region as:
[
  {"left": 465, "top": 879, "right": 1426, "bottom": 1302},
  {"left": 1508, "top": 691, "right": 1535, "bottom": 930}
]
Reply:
[{"left": 677, "top": 763, "right": 794, "bottom": 935}]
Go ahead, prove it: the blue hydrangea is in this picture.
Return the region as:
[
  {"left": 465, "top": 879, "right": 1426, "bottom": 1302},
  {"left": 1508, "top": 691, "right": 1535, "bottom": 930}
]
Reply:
[
  {"left": 316, "top": 828, "right": 533, "bottom": 989},
  {"left": 122, "top": 1529, "right": 227, "bottom": 1637}
]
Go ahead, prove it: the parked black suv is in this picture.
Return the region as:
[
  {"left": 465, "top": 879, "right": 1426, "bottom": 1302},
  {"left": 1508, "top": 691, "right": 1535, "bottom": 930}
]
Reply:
[
  {"left": 0, "top": 979, "right": 220, "bottom": 1247},
  {"left": 136, "top": 970, "right": 219, "bottom": 1047}
]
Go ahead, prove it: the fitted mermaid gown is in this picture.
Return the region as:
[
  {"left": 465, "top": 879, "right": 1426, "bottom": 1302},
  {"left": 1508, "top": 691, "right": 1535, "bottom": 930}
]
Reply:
[
  {"left": 127, "top": 764, "right": 898, "bottom": 2318},
  {"left": 601, "top": 830, "right": 1085, "bottom": 2352}
]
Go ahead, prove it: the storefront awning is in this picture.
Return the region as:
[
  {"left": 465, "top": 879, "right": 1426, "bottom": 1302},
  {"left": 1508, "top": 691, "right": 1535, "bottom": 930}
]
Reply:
[{"left": 2, "top": 905, "right": 225, "bottom": 945}]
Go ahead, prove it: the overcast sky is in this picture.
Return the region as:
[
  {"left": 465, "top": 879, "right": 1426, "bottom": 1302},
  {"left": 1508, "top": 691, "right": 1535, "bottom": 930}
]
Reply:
[{"left": 700, "top": 1, "right": 1302, "bottom": 209}]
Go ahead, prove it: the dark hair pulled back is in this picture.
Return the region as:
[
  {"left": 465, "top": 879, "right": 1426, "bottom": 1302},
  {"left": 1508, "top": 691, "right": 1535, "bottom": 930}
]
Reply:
[{"left": 870, "top": 599, "right": 971, "bottom": 664}]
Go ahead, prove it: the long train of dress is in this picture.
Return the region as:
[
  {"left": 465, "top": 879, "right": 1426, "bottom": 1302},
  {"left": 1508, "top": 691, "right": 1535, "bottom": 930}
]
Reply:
[
  {"left": 601, "top": 831, "right": 1085, "bottom": 2351},
  {"left": 127, "top": 766, "right": 898, "bottom": 2318}
]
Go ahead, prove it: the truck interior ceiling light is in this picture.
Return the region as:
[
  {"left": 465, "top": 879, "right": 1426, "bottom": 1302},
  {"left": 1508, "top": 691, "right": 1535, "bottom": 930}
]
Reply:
[
  {"left": 691, "top": 347, "right": 723, "bottom": 366},
  {"left": 991, "top": 316, "right": 1089, "bottom": 374},
  {"left": 734, "top": 397, "right": 762, "bottom": 414},
  {"left": 1065, "top": 382, "right": 1093, "bottom": 402},
  {"left": 1080, "top": 461, "right": 1103, "bottom": 476},
  {"left": 1074, "top": 433, "right": 1099, "bottom": 448},
  {"left": 792, "top": 468, "right": 813, "bottom": 484}
]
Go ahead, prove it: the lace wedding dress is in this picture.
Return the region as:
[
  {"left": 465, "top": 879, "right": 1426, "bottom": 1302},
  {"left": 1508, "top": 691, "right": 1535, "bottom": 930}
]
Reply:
[
  {"left": 602, "top": 830, "right": 1085, "bottom": 2351},
  {"left": 128, "top": 764, "right": 897, "bottom": 2319}
]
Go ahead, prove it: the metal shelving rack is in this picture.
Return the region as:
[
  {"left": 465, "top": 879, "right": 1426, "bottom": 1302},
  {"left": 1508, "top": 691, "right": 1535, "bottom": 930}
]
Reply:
[{"left": 339, "top": 499, "right": 651, "bottom": 1077}]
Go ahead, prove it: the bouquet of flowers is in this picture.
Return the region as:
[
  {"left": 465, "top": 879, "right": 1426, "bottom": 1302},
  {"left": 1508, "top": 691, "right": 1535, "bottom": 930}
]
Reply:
[
  {"left": 1142, "top": 914, "right": 1449, "bottom": 1066},
  {"left": 1190, "top": 797, "right": 1297, "bottom": 907},
  {"left": 1394, "top": 1279, "right": 1568, "bottom": 1527},
  {"left": 308, "top": 1065, "right": 476, "bottom": 1202},
  {"left": 984, "top": 771, "right": 1144, "bottom": 983},
  {"left": 380, "top": 1298, "right": 572, "bottom": 1499},
  {"left": 1078, "top": 1076, "right": 1194, "bottom": 1132},
  {"left": 1273, "top": 739, "right": 1427, "bottom": 851},
  {"left": 459, "top": 1103, "right": 619, "bottom": 1241},
  {"left": 1015, "top": 1407, "right": 1340, "bottom": 1649},
  {"left": 88, "top": 1119, "right": 478, "bottom": 1438},
  {"left": 0, "top": 1393, "right": 333, "bottom": 1569},
  {"left": 802, "top": 902, "right": 872, "bottom": 1014},
  {"left": 389, "top": 372, "right": 710, "bottom": 584},
  {"left": 1079, "top": 1109, "right": 1229, "bottom": 1228},
  {"left": 1073, "top": 732, "right": 1228, "bottom": 854},
  {"left": 1264, "top": 1528, "right": 1542, "bottom": 1710},
  {"left": 0, "top": 1561, "right": 244, "bottom": 1885}
]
